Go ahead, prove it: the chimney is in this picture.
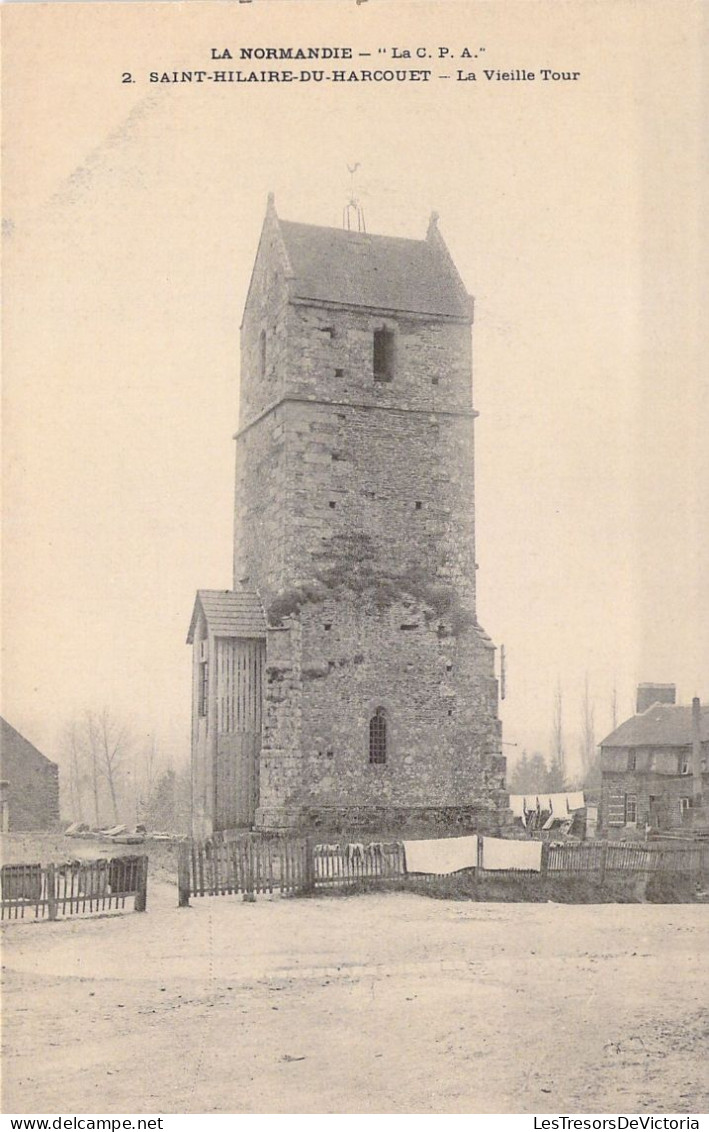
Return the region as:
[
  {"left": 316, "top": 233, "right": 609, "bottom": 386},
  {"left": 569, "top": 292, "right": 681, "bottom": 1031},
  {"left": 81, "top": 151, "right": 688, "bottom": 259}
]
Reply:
[
  {"left": 636, "top": 683, "right": 676, "bottom": 714},
  {"left": 691, "top": 697, "right": 703, "bottom": 804}
]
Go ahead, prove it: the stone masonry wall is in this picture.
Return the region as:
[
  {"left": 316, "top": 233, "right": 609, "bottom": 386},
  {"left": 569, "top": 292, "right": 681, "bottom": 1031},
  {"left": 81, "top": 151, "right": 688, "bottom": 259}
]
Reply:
[
  {"left": 285, "top": 302, "right": 474, "bottom": 414},
  {"left": 236, "top": 225, "right": 505, "bottom": 831},
  {"left": 256, "top": 596, "right": 505, "bottom": 830},
  {"left": 0, "top": 723, "right": 60, "bottom": 831}
]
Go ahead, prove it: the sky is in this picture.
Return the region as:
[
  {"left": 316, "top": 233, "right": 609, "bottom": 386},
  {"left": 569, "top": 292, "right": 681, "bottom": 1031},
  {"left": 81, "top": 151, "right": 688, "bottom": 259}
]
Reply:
[{"left": 2, "top": 0, "right": 708, "bottom": 784}]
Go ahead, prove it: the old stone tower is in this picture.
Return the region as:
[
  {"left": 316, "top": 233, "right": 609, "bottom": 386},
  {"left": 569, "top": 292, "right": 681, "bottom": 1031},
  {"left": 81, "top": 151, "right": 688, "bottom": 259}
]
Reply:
[{"left": 188, "top": 194, "right": 507, "bottom": 836}]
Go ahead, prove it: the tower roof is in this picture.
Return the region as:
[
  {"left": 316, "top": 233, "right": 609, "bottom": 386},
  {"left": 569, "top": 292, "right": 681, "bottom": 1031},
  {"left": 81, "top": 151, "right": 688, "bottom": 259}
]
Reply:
[{"left": 278, "top": 219, "right": 471, "bottom": 319}]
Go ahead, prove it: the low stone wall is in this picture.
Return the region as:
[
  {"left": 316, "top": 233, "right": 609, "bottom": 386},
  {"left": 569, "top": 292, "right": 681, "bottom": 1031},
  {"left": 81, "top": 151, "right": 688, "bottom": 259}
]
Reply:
[{"left": 256, "top": 802, "right": 512, "bottom": 837}]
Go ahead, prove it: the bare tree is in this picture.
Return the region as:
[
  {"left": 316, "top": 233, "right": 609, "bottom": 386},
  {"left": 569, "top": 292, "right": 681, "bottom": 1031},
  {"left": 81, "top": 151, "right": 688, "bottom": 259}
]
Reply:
[
  {"left": 549, "top": 681, "right": 566, "bottom": 788},
  {"left": 62, "top": 710, "right": 133, "bottom": 826},
  {"left": 137, "top": 736, "right": 162, "bottom": 825},
  {"left": 92, "top": 709, "right": 130, "bottom": 824},
  {"left": 580, "top": 673, "right": 598, "bottom": 785},
  {"left": 611, "top": 682, "right": 618, "bottom": 731},
  {"left": 60, "top": 719, "right": 85, "bottom": 823}
]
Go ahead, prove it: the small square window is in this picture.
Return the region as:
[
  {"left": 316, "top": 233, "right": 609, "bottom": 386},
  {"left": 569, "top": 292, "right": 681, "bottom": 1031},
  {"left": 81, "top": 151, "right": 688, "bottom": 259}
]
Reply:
[
  {"left": 431, "top": 376, "right": 439, "bottom": 386},
  {"left": 329, "top": 500, "right": 337, "bottom": 510},
  {"left": 324, "top": 623, "right": 332, "bottom": 631},
  {"left": 415, "top": 501, "right": 423, "bottom": 510},
  {"left": 335, "top": 368, "right": 344, "bottom": 378}
]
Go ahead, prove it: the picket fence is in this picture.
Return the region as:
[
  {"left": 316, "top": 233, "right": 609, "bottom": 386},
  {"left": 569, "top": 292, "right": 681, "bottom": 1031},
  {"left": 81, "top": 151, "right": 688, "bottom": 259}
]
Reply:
[
  {"left": 0, "top": 855, "right": 149, "bottom": 922},
  {"left": 177, "top": 835, "right": 708, "bottom": 905}
]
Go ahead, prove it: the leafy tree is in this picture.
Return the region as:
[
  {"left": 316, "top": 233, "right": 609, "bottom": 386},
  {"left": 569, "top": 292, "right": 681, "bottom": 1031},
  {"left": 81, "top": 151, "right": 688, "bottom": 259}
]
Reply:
[{"left": 508, "top": 750, "right": 553, "bottom": 794}]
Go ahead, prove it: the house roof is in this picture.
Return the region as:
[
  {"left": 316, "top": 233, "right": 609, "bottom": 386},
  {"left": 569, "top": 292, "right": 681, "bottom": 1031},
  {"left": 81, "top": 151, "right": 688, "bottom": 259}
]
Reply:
[
  {"left": 600, "top": 703, "right": 709, "bottom": 748},
  {"left": 278, "top": 220, "right": 471, "bottom": 319},
  {"left": 0, "top": 717, "right": 57, "bottom": 770},
  {"left": 186, "top": 589, "right": 266, "bottom": 644}
]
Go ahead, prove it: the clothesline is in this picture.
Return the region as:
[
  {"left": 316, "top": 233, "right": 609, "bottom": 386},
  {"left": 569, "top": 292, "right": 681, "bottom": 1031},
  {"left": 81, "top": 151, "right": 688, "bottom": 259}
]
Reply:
[{"left": 402, "top": 834, "right": 543, "bottom": 874}]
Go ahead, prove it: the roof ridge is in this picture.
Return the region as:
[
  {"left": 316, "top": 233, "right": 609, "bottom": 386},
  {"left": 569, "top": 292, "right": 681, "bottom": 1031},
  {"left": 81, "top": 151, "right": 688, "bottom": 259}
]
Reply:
[{"left": 279, "top": 218, "right": 431, "bottom": 247}]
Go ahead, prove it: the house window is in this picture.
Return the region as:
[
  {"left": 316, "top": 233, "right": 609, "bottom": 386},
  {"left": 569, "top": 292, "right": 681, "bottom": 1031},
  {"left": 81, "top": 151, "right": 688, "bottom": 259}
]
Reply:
[
  {"left": 680, "top": 757, "right": 690, "bottom": 775},
  {"left": 198, "top": 662, "right": 208, "bottom": 718},
  {"left": 259, "top": 329, "right": 267, "bottom": 379},
  {"left": 628, "top": 752, "right": 636, "bottom": 771},
  {"left": 624, "top": 793, "right": 637, "bottom": 824},
  {"left": 369, "top": 707, "right": 387, "bottom": 765},
  {"left": 679, "top": 797, "right": 691, "bottom": 816},
  {"left": 373, "top": 328, "right": 395, "bottom": 381}
]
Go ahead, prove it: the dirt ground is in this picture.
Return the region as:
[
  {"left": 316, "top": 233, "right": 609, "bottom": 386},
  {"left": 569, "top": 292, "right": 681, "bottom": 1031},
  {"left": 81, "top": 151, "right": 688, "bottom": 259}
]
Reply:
[{"left": 2, "top": 860, "right": 708, "bottom": 1115}]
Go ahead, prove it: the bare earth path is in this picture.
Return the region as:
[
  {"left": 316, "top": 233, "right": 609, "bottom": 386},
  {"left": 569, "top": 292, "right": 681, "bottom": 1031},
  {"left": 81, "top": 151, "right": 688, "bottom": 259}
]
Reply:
[{"left": 2, "top": 889, "right": 707, "bottom": 1114}]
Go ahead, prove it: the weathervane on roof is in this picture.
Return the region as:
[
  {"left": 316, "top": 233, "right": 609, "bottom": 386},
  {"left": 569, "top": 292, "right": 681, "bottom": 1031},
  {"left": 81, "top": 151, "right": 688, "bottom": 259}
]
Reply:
[{"left": 343, "top": 163, "right": 366, "bottom": 233}]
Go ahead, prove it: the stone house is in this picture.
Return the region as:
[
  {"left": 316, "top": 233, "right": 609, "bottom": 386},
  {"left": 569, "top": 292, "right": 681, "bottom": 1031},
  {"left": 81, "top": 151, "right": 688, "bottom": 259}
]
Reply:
[
  {"left": 188, "top": 196, "right": 507, "bottom": 836},
  {"left": 598, "top": 684, "right": 708, "bottom": 837},
  {"left": 0, "top": 717, "right": 60, "bottom": 831}
]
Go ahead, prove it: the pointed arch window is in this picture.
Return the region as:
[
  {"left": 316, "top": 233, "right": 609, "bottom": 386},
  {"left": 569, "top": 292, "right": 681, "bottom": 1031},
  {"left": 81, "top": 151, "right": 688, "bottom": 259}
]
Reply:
[{"left": 369, "top": 707, "right": 387, "bottom": 765}]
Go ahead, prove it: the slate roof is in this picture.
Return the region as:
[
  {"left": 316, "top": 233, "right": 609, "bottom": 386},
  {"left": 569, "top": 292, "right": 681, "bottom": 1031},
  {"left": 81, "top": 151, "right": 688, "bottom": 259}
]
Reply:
[
  {"left": 186, "top": 590, "right": 266, "bottom": 644},
  {"left": 279, "top": 220, "right": 470, "bottom": 319},
  {"left": 601, "top": 703, "right": 709, "bottom": 748}
]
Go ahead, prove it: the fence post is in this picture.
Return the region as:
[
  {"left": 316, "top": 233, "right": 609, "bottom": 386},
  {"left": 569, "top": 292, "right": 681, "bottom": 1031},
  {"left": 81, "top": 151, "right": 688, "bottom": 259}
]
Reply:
[
  {"left": 599, "top": 840, "right": 609, "bottom": 886},
  {"left": 177, "top": 842, "right": 191, "bottom": 907},
  {"left": 134, "top": 856, "right": 148, "bottom": 912},
  {"left": 303, "top": 836, "right": 316, "bottom": 893},
  {"left": 242, "top": 838, "right": 256, "bottom": 902},
  {"left": 46, "top": 864, "right": 57, "bottom": 921},
  {"left": 540, "top": 841, "right": 549, "bottom": 878}
]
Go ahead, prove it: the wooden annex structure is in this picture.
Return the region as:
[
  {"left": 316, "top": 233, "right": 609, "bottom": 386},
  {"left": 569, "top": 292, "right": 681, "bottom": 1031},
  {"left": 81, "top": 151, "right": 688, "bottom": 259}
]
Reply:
[{"left": 187, "top": 590, "right": 266, "bottom": 835}]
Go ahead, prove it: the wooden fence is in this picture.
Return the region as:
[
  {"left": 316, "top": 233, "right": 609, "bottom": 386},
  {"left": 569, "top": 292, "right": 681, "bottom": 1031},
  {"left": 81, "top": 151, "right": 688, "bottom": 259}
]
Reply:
[
  {"left": 177, "top": 836, "right": 312, "bottom": 904},
  {"left": 1, "top": 856, "right": 148, "bottom": 922},
  {"left": 545, "top": 839, "right": 709, "bottom": 877},
  {"left": 178, "top": 835, "right": 709, "bottom": 904},
  {"left": 313, "top": 841, "right": 405, "bottom": 886}
]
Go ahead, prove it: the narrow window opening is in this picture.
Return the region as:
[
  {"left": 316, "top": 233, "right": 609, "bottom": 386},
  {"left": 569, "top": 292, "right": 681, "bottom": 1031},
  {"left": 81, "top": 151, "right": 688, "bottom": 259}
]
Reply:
[
  {"left": 198, "top": 662, "right": 208, "bottom": 718},
  {"left": 324, "top": 623, "right": 332, "bottom": 631},
  {"left": 335, "top": 368, "right": 344, "bottom": 378},
  {"left": 373, "top": 327, "right": 396, "bottom": 382},
  {"left": 329, "top": 500, "right": 337, "bottom": 510},
  {"left": 415, "top": 501, "right": 423, "bottom": 510},
  {"left": 400, "top": 623, "right": 419, "bottom": 631},
  {"left": 627, "top": 752, "right": 636, "bottom": 771},
  {"left": 369, "top": 707, "right": 387, "bottom": 765}
]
